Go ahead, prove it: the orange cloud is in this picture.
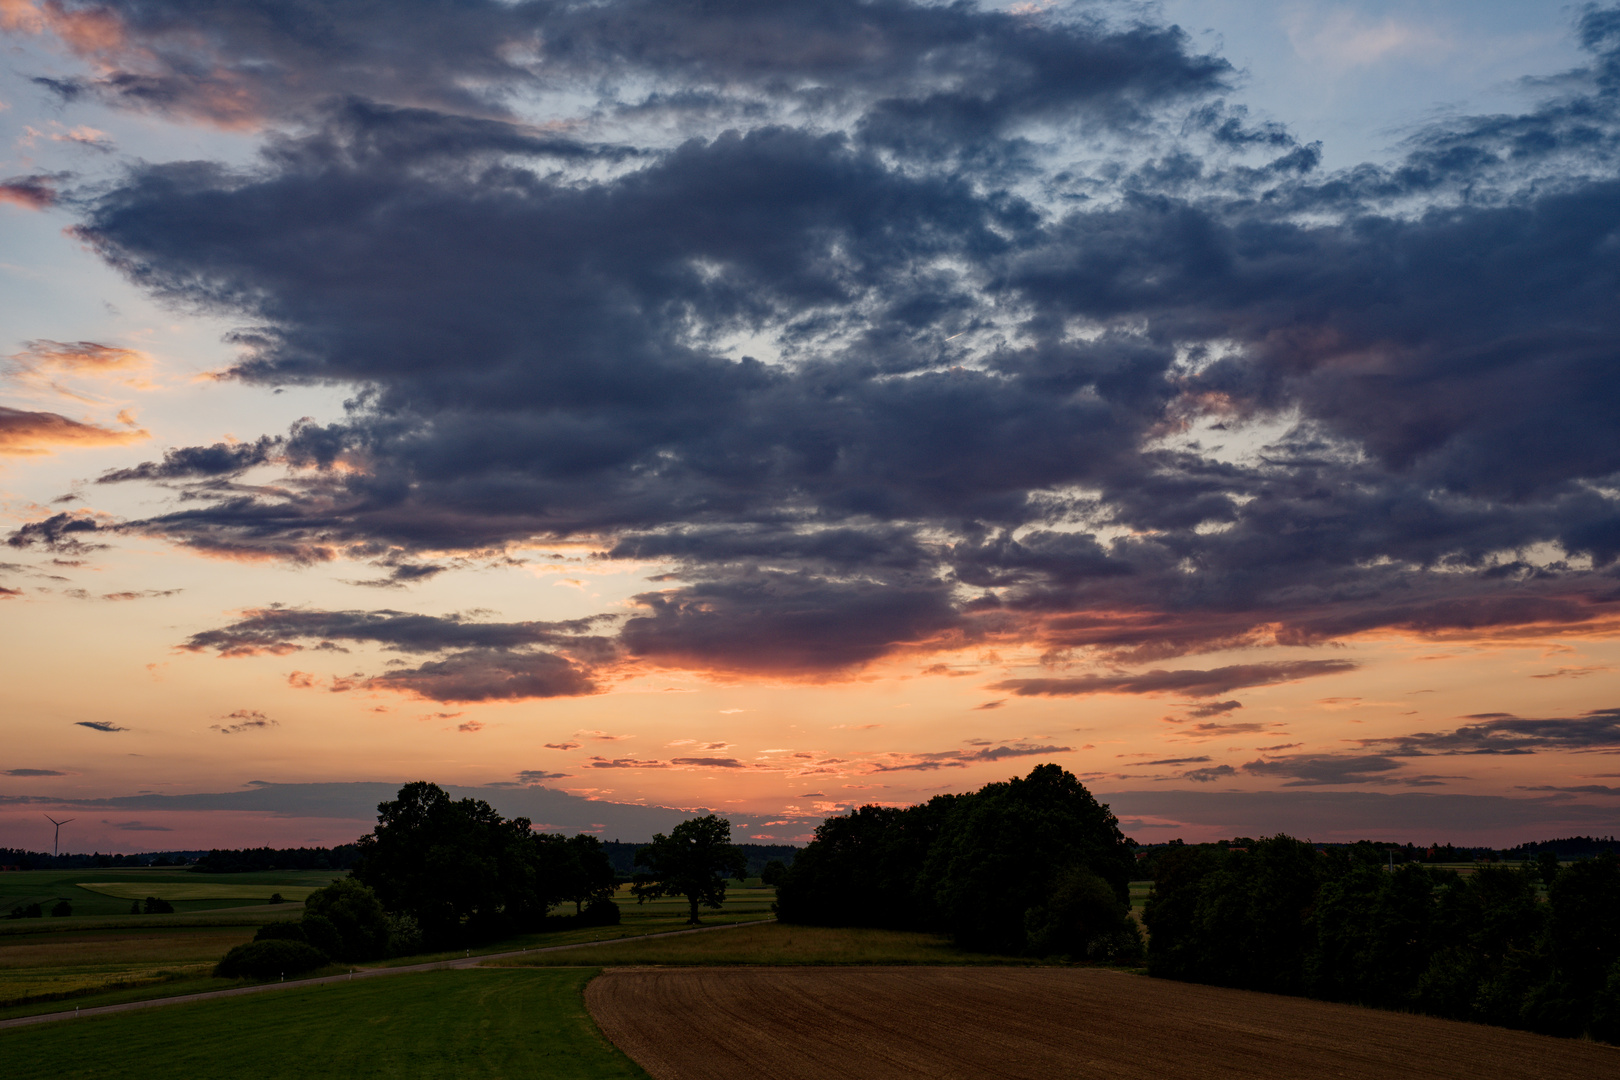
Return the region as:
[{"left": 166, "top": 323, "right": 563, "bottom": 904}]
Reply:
[
  {"left": 1, "top": 0, "right": 126, "bottom": 61},
  {"left": 13, "top": 339, "right": 147, "bottom": 374},
  {"left": 0, "top": 175, "right": 56, "bottom": 210},
  {"left": 0, "top": 405, "right": 146, "bottom": 455}
]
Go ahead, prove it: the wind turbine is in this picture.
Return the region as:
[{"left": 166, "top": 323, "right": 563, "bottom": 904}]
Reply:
[{"left": 44, "top": 815, "right": 74, "bottom": 858}]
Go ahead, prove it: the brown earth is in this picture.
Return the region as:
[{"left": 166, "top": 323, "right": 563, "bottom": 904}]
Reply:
[{"left": 585, "top": 966, "right": 1619, "bottom": 1080}]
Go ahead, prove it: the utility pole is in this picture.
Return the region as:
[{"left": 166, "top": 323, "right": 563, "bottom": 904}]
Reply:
[{"left": 44, "top": 815, "right": 74, "bottom": 858}]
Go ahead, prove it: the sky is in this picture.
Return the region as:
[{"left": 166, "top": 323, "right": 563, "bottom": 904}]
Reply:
[{"left": 3, "top": 0, "right": 1620, "bottom": 853}]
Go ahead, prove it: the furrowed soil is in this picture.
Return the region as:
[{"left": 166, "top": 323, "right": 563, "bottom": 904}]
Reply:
[{"left": 586, "top": 966, "right": 1619, "bottom": 1080}]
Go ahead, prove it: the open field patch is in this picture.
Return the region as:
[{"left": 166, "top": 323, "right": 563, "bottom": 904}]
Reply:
[
  {"left": 496, "top": 921, "right": 1033, "bottom": 967},
  {"left": 1, "top": 869, "right": 340, "bottom": 919},
  {"left": 587, "top": 966, "right": 1619, "bottom": 1080},
  {"left": 3, "top": 968, "right": 646, "bottom": 1080},
  {"left": 77, "top": 883, "right": 319, "bottom": 902},
  {"left": 0, "top": 926, "right": 257, "bottom": 1009}
]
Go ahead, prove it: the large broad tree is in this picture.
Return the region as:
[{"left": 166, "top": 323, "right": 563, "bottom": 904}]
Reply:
[
  {"left": 352, "top": 781, "right": 552, "bottom": 945},
  {"left": 632, "top": 815, "right": 747, "bottom": 924}
]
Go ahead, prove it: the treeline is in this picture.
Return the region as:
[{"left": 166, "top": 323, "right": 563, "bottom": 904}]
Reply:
[
  {"left": 1504, "top": 835, "right": 1620, "bottom": 860},
  {"left": 1146, "top": 836, "right": 1620, "bottom": 1043},
  {"left": 0, "top": 848, "right": 203, "bottom": 870},
  {"left": 776, "top": 764, "right": 1140, "bottom": 958},
  {"left": 602, "top": 840, "right": 796, "bottom": 880},
  {"left": 190, "top": 845, "right": 361, "bottom": 873}
]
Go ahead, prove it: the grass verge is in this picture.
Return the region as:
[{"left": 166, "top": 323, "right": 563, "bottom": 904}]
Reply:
[{"left": 2, "top": 968, "right": 646, "bottom": 1080}]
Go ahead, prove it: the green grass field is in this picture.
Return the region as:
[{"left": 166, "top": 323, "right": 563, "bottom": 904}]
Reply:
[
  {"left": 1, "top": 868, "right": 339, "bottom": 919},
  {"left": 500, "top": 920, "right": 1036, "bottom": 967},
  {"left": 76, "top": 882, "right": 321, "bottom": 902},
  {"left": 0, "top": 925, "right": 259, "bottom": 1008},
  {"left": 2, "top": 968, "right": 647, "bottom": 1080}
]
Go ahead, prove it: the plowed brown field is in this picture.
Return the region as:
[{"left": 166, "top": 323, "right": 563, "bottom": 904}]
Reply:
[{"left": 586, "top": 966, "right": 1618, "bottom": 1079}]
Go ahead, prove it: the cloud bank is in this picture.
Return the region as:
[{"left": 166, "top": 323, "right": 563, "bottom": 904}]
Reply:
[{"left": 6, "top": 1, "right": 1620, "bottom": 709}]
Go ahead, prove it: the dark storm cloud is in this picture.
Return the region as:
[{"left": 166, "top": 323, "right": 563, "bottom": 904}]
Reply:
[
  {"left": 19, "top": 2, "right": 1620, "bottom": 700},
  {"left": 6, "top": 511, "right": 110, "bottom": 553},
  {"left": 1240, "top": 754, "right": 1408, "bottom": 787},
  {"left": 26, "top": 0, "right": 1228, "bottom": 131},
  {"left": 181, "top": 605, "right": 614, "bottom": 702},
  {"left": 1104, "top": 789, "right": 1620, "bottom": 843},
  {"left": 363, "top": 648, "right": 600, "bottom": 702},
  {"left": 3, "top": 768, "right": 66, "bottom": 777},
  {"left": 1359, "top": 708, "right": 1620, "bottom": 756},
  {"left": 994, "top": 660, "right": 1357, "bottom": 698},
  {"left": 1, "top": 781, "right": 712, "bottom": 839},
  {"left": 97, "top": 436, "right": 280, "bottom": 482},
  {"left": 75, "top": 720, "right": 127, "bottom": 732},
  {"left": 181, "top": 605, "right": 611, "bottom": 656}
]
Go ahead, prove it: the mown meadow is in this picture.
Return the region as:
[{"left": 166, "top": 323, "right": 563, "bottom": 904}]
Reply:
[{"left": 5, "top": 968, "right": 648, "bottom": 1080}]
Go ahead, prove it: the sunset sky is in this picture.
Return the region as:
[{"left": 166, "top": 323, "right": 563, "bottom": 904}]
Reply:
[{"left": 4, "top": 0, "right": 1620, "bottom": 854}]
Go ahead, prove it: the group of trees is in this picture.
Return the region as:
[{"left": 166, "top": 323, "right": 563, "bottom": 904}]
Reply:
[
  {"left": 775, "top": 764, "right": 1141, "bottom": 959},
  {"left": 348, "top": 781, "right": 619, "bottom": 948},
  {"left": 5, "top": 899, "right": 72, "bottom": 918},
  {"left": 216, "top": 878, "right": 401, "bottom": 978},
  {"left": 1145, "top": 836, "right": 1620, "bottom": 1042}
]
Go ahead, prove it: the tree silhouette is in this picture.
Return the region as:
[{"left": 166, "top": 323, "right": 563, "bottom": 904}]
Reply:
[{"left": 632, "top": 815, "right": 747, "bottom": 924}]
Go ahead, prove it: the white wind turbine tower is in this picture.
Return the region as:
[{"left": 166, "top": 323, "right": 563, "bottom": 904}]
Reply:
[{"left": 44, "top": 815, "right": 74, "bottom": 858}]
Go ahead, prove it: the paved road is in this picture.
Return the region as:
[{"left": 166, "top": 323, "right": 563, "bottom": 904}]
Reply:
[{"left": 0, "top": 918, "right": 775, "bottom": 1031}]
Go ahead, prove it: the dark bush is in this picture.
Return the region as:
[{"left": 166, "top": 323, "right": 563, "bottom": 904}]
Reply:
[
  {"left": 545, "top": 898, "right": 622, "bottom": 930},
  {"left": 7, "top": 903, "right": 43, "bottom": 919},
  {"left": 214, "top": 939, "right": 328, "bottom": 980},
  {"left": 1024, "top": 867, "right": 1142, "bottom": 961},
  {"left": 143, "top": 896, "right": 175, "bottom": 914},
  {"left": 300, "top": 912, "right": 344, "bottom": 959},
  {"left": 129, "top": 900, "right": 141, "bottom": 915},
  {"left": 50, "top": 899, "right": 71, "bottom": 917},
  {"left": 304, "top": 879, "right": 390, "bottom": 961},
  {"left": 582, "top": 898, "right": 620, "bottom": 926}
]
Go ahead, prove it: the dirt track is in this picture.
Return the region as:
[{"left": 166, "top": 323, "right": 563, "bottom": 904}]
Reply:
[{"left": 586, "top": 966, "right": 1619, "bottom": 1079}]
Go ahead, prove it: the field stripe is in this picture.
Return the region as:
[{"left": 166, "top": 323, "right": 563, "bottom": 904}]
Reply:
[{"left": 0, "top": 917, "right": 774, "bottom": 1030}]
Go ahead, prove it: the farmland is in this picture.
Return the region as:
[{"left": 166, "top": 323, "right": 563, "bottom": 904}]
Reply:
[
  {"left": 1, "top": 868, "right": 337, "bottom": 918},
  {"left": 587, "top": 966, "right": 1620, "bottom": 1080},
  {"left": 0, "top": 877, "right": 775, "bottom": 1018},
  {"left": 4, "top": 968, "right": 646, "bottom": 1080}
]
